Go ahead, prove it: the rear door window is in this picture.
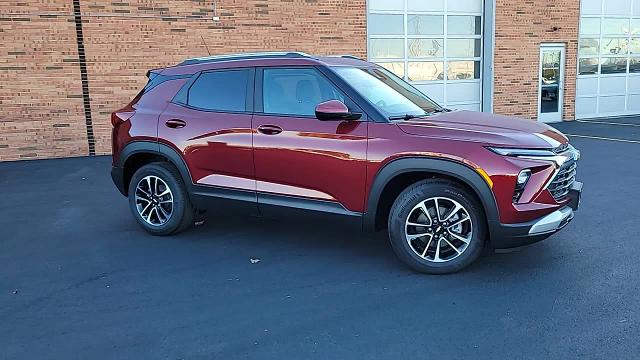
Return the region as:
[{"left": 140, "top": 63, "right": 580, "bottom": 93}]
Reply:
[{"left": 187, "top": 69, "right": 250, "bottom": 112}]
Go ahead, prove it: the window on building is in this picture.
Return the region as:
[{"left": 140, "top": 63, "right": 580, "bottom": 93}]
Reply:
[
  {"left": 188, "top": 69, "right": 249, "bottom": 112},
  {"left": 262, "top": 68, "right": 345, "bottom": 116}
]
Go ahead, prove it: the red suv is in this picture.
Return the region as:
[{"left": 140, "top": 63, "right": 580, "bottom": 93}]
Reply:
[{"left": 111, "top": 52, "right": 582, "bottom": 274}]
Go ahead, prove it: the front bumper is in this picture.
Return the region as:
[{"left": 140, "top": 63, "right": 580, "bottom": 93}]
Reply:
[{"left": 491, "top": 181, "right": 582, "bottom": 249}]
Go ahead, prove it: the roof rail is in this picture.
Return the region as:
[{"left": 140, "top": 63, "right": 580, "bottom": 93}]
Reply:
[
  {"left": 325, "top": 54, "right": 364, "bottom": 61},
  {"left": 339, "top": 55, "right": 364, "bottom": 60},
  {"left": 179, "top": 51, "right": 312, "bottom": 65}
]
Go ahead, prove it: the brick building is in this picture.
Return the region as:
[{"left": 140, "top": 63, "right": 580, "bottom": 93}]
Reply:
[{"left": 0, "top": 0, "right": 637, "bottom": 161}]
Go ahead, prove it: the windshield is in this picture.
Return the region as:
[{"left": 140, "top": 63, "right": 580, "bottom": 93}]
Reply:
[{"left": 332, "top": 66, "right": 442, "bottom": 119}]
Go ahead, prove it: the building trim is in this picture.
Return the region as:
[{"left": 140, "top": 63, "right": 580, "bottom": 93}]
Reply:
[{"left": 72, "top": 0, "right": 96, "bottom": 155}]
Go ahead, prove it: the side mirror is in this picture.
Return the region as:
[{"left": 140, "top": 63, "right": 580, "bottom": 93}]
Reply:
[{"left": 315, "top": 100, "right": 362, "bottom": 121}]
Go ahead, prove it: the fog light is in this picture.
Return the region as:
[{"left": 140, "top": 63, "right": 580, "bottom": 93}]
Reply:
[
  {"left": 513, "top": 169, "right": 531, "bottom": 203},
  {"left": 517, "top": 169, "right": 531, "bottom": 187}
]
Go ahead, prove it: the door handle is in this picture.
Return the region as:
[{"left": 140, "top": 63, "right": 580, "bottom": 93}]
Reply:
[
  {"left": 257, "top": 124, "right": 283, "bottom": 135},
  {"left": 165, "top": 119, "right": 186, "bottom": 129}
]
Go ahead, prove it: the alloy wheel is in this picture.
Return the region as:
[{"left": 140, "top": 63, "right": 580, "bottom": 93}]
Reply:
[
  {"left": 405, "top": 197, "right": 473, "bottom": 263},
  {"left": 135, "top": 175, "right": 173, "bottom": 226}
]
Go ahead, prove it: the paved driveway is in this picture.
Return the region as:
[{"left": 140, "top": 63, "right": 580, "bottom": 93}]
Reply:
[{"left": 1, "top": 119, "right": 639, "bottom": 359}]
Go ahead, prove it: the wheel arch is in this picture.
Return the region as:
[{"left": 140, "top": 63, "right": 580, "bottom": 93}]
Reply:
[
  {"left": 116, "top": 141, "right": 194, "bottom": 197},
  {"left": 364, "top": 157, "right": 499, "bottom": 237}
]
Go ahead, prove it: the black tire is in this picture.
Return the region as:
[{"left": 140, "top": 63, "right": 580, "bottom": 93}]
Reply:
[
  {"left": 127, "top": 162, "right": 194, "bottom": 236},
  {"left": 388, "top": 179, "right": 486, "bottom": 274}
]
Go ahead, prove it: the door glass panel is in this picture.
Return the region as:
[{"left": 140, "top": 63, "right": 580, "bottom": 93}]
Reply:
[
  {"left": 408, "top": 39, "right": 444, "bottom": 58},
  {"left": 579, "top": 38, "right": 600, "bottom": 56},
  {"left": 187, "top": 70, "right": 249, "bottom": 112},
  {"left": 602, "top": 18, "right": 629, "bottom": 35},
  {"left": 262, "top": 68, "right": 344, "bottom": 116},
  {"left": 369, "top": 14, "right": 404, "bottom": 35},
  {"left": 580, "top": 17, "right": 601, "bottom": 35},
  {"left": 408, "top": 62, "right": 445, "bottom": 81},
  {"left": 407, "top": 15, "right": 444, "bottom": 35},
  {"left": 600, "top": 57, "right": 628, "bottom": 74},
  {"left": 447, "top": 39, "right": 481, "bottom": 57},
  {"left": 630, "top": 38, "right": 640, "bottom": 55},
  {"left": 630, "top": 58, "right": 640, "bottom": 72},
  {"left": 369, "top": 38, "right": 405, "bottom": 59},
  {"left": 579, "top": 58, "right": 599, "bottom": 74},
  {"left": 447, "top": 61, "right": 481, "bottom": 80},
  {"left": 447, "top": 16, "right": 481, "bottom": 35},
  {"left": 540, "top": 50, "right": 561, "bottom": 114},
  {"left": 376, "top": 62, "right": 405, "bottom": 78},
  {"left": 601, "top": 38, "right": 629, "bottom": 55}
]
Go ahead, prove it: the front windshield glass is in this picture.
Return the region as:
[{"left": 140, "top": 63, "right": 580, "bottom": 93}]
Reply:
[{"left": 332, "top": 66, "right": 441, "bottom": 119}]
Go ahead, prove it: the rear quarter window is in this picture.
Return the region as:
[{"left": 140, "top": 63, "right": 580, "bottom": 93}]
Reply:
[{"left": 186, "top": 69, "right": 251, "bottom": 112}]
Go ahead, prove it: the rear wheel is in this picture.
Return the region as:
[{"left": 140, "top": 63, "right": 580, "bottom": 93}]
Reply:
[
  {"left": 128, "top": 162, "right": 194, "bottom": 235},
  {"left": 388, "top": 179, "right": 486, "bottom": 274}
]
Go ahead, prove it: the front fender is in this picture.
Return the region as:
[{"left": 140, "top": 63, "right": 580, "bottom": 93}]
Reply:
[{"left": 363, "top": 157, "right": 499, "bottom": 238}]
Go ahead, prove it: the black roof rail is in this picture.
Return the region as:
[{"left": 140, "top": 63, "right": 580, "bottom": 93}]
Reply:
[
  {"left": 326, "top": 55, "right": 364, "bottom": 60},
  {"left": 179, "top": 51, "right": 312, "bottom": 66}
]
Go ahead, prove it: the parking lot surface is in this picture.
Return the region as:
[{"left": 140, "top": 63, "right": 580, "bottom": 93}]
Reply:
[{"left": 1, "top": 119, "right": 639, "bottom": 359}]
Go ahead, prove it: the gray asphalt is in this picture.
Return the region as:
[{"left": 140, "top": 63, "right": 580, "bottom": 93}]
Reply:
[{"left": 1, "top": 120, "right": 639, "bottom": 359}]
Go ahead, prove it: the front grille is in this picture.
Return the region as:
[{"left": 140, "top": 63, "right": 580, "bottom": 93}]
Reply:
[{"left": 548, "top": 158, "right": 577, "bottom": 201}]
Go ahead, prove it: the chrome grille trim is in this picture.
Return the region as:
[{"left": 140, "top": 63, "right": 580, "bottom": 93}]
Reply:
[{"left": 548, "top": 158, "right": 577, "bottom": 201}]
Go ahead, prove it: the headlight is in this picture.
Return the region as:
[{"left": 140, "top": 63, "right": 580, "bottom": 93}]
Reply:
[
  {"left": 486, "top": 146, "right": 570, "bottom": 166},
  {"left": 486, "top": 147, "right": 555, "bottom": 157}
]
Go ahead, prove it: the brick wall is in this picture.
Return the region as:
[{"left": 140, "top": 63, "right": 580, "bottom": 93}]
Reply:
[
  {"left": 0, "top": 1, "right": 88, "bottom": 161},
  {"left": 0, "top": 0, "right": 366, "bottom": 160},
  {"left": 493, "top": 0, "right": 580, "bottom": 120}
]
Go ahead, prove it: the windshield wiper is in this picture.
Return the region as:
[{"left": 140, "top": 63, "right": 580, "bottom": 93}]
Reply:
[{"left": 388, "top": 113, "right": 429, "bottom": 121}]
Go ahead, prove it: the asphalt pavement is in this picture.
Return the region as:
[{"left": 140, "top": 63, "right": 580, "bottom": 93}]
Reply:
[{"left": 1, "top": 118, "right": 639, "bottom": 359}]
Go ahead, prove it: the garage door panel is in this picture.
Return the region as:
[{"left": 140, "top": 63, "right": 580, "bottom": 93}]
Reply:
[
  {"left": 628, "top": 94, "right": 640, "bottom": 111},
  {"left": 368, "top": 2, "right": 483, "bottom": 110},
  {"left": 447, "top": 0, "right": 483, "bottom": 13},
  {"left": 581, "top": 0, "right": 603, "bottom": 15},
  {"left": 577, "top": 2, "right": 639, "bottom": 118},
  {"left": 408, "top": 0, "right": 444, "bottom": 12},
  {"left": 598, "top": 95, "right": 626, "bottom": 113},
  {"left": 576, "top": 96, "right": 598, "bottom": 116},
  {"left": 446, "top": 82, "right": 481, "bottom": 103},
  {"left": 627, "top": 75, "right": 640, "bottom": 93},
  {"left": 414, "top": 84, "right": 445, "bottom": 104},
  {"left": 577, "top": 77, "right": 598, "bottom": 96},
  {"left": 370, "top": 0, "right": 403, "bottom": 11},
  {"left": 451, "top": 103, "right": 481, "bottom": 111},
  {"left": 599, "top": 76, "right": 627, "bottom": 95},
  {"left": 603, "top": 0, "right": 632, "bottom": 15}
]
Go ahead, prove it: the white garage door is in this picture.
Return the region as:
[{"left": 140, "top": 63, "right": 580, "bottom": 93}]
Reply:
[
  {"left": 577, "top": 0, "right": 640, "bottom": 118},
  {"left": 367, "top": 0, "right": 484, "bottom": 111}
]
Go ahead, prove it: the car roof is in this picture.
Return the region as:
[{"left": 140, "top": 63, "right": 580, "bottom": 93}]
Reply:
[{"left": 160, "top": 52, "right": 372, "bottom": 76}]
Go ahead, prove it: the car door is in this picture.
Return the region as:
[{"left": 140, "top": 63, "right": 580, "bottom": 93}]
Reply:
[
  {"left": 158, "top": 67, "right": 257, "bottom": 208},
  {"left": 253, "top": 66, "right": 368, "bottom": 215}
]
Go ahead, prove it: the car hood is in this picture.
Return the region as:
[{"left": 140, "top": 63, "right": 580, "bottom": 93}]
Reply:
[{"left": 397, "top": 110, "right": 568, "bottom": 148}]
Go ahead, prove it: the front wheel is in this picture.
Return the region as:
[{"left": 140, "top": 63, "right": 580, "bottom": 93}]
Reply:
[
  {"left": 128, "top": 162, "right": 194, "bottom": 236},
  {"left": 388, "top": 179, "right": 486, "bottom": 274}
]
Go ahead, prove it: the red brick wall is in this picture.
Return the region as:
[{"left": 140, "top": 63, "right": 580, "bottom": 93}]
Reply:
[
  {"left": 0, "top": 0, "right": 366, "bottom": 160},
  {"left": 493, "top": 0, "right": 580, "bottom": 120},
  {"left": 0, "top": 1, "right": 88, "bottom": 161}
]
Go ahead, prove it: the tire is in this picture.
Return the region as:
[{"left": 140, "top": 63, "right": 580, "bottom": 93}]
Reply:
[
  {"left": 388, "top": 179, "right": 486, "bottom": 274},
  {"left": 127, "top": 162, "right": 194, "bottom": 236}
]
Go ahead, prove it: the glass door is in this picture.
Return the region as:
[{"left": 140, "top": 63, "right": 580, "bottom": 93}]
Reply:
[{"left": 538, "top": 44, "right": 566, "bottom": 122}]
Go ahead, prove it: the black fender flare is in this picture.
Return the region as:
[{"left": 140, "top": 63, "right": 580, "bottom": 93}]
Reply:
[
  {"left": 115, "top": 141, "right": 194, "bottom": 196},
  {"left": 363, "top": 157, "right": 499, "bottom": 238}
]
